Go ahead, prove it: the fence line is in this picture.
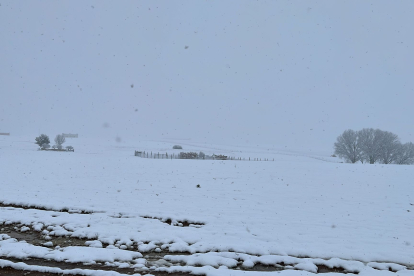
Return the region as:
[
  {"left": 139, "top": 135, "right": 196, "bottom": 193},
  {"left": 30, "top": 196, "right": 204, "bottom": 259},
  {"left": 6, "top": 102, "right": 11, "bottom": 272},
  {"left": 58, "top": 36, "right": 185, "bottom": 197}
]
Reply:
[{"left": 134, "top": 151, "right": 274, "bottom": 161}]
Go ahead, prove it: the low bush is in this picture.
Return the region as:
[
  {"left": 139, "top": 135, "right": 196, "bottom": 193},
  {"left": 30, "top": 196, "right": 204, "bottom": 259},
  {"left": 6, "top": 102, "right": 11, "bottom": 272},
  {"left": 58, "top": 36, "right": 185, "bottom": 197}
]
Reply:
[
  {"left": 179, "top": 152, "right": 198, "bottom": 159},
  {"left": 41, "top": 143, "right": 50, "bottom": 150}
]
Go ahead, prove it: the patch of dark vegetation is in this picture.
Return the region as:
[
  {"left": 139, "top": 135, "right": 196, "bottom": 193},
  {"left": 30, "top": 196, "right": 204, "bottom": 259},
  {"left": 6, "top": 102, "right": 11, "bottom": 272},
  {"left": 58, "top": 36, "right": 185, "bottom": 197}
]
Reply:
[
  {"left": 295, "top": 254, "right": 311, "bottom": 259},
  {"left": 0, "top": 265, "right": 65, "bottom": 276},
  {"left": 141, "top": 216, "right": 204, "bottom": 227},
  {"left": 0, "top": 223, "right": 87, "bottom": 248},
  {"left": 370, "top": 265, "right": 405, "bottom": 273},
  {"left": 0, "top": 256, "right": 134, "bottom": 274},
  {"left": 164, "top": 218, "right": 204, "bottom": 227},
  {"left": 0, "top": 202, "right": 93, "bottom": 214},
  {"left": 139, "top": 271, "right": 194, "bottom": 275},
  {"left": 237, "top": 263, "right": 359, "bottom": 274},
  {"left": 1, "top": 224, "right": 191, "bottom": 255},
  {"left": 109, "top": 212, "right": 136, "bottom": 218},
  {"left": 241, "top": 263, "right": 285, "bottom": 272},
  {"left": 0, "top": 257, "right": 194, "bottom": 275},
  {"left": 317, "top": 264, "right": 358, "bottom": 274},
  {"left": 369, "top": 261, "right": 413, "bottom": 271},
  {"left": 1, "top": 221, "right": 408, "bottom": 275},
  {"left": 406, "top": 265, "right": 414, "bottom": 270}
]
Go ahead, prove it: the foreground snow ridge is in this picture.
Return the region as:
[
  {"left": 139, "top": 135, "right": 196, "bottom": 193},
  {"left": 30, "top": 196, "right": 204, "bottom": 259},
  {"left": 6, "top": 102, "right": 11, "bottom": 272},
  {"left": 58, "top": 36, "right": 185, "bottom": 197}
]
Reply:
[
  {"left": 1, "top": 198, "right": 413, "bottom": 275},
  {"left": 1, "top": 230, "right": 413, "bottom": 275},
  {"left": 1, "top": 138, "right": 413, "bottom": 275}
]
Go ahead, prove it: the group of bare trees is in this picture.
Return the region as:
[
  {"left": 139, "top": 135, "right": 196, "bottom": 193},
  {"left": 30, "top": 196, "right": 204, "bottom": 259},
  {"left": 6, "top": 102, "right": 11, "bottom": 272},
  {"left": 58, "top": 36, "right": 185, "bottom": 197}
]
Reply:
[
  {"left": 334, "top": 128, "right": 414, "bottom": 164},
  {"left": 35, "top": 134, "right": 74, "bottom": 151}
]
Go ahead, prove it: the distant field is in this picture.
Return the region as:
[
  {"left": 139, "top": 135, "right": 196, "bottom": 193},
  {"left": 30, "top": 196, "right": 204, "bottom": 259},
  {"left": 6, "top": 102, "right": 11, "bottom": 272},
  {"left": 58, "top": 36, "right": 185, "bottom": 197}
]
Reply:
[{"left": 1, "top": 136, "right": 413, "bottom": 275}]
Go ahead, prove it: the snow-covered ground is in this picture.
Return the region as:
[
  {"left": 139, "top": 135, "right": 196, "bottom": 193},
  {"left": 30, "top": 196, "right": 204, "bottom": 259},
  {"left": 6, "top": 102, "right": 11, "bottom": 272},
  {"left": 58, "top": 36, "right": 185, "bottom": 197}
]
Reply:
[{"left": 0, "top": 135, "right": 413, "bottom": 275}]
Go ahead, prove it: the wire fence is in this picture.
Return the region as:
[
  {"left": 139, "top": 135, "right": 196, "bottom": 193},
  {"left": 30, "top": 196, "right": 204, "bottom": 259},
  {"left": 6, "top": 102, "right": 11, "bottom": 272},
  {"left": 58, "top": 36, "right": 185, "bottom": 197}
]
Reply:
[{"left": 134, "top": 151, "right": 274, "bottom": 161}]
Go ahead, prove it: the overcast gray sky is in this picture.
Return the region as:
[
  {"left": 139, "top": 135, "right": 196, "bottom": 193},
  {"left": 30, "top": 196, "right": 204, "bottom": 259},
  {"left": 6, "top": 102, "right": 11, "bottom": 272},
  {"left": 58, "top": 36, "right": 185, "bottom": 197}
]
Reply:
[{"left": 1, "top": 1, "right": 413, "bottom": 152}]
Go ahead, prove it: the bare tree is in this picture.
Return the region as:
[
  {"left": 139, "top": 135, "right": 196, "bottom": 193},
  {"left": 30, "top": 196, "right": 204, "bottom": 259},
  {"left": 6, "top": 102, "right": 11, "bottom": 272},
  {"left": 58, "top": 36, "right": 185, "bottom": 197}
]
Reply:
[
  {"left": 378, "top": 131, "right": 401, "bottom": 164},
  {"left": 394, "top": 142, "right": 414, "bottom": 165},
  {"left": 334, "top": 130, "right": 362, "bottom": 163},
  {"left": 35, "top": 134, "right": 50, "bottom": 147},
  {"left": 54, "top": 134, "right": 66, "bottom": 150},
  {"left": 358, "top": 128, "right": 384, "bottom": 164},
  {"left": 336, "top": 128, "right": 414, "bottom": 165}
]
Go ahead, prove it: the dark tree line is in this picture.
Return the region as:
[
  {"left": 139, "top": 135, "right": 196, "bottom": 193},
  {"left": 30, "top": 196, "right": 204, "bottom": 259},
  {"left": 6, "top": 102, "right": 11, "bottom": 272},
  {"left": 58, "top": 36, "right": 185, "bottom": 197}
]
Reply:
[{"left": 334, "top": 128, "right": 414, "bottom": 164}]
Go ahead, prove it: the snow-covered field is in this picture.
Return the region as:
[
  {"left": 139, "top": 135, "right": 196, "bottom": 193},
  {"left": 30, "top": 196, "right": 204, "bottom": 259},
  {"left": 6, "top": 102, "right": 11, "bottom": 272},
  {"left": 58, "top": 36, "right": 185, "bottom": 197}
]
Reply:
[{"left": 0, "top": 135, "right": 413, "bottom": 276}]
